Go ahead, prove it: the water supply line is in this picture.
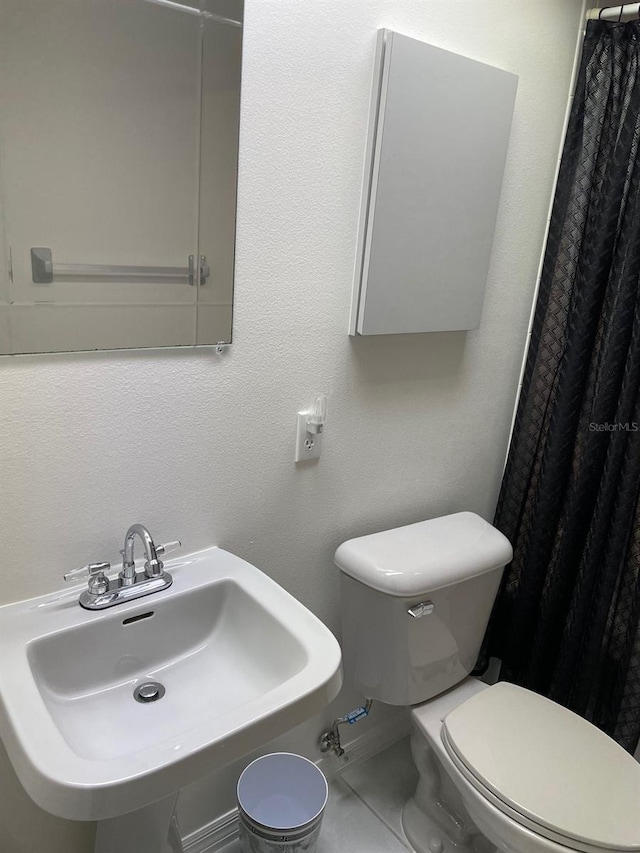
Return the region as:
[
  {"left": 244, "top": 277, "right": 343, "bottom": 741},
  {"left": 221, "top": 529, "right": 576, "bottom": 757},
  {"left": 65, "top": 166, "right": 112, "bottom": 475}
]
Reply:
[{"left": 319, "top": 699, "right": 373, "bottom": 758}]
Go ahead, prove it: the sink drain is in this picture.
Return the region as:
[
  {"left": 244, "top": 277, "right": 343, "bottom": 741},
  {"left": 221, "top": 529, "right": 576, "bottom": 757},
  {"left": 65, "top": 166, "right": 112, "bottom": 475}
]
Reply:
[{"left": 134, "top": 681, "right": 165, "bottom": 703}]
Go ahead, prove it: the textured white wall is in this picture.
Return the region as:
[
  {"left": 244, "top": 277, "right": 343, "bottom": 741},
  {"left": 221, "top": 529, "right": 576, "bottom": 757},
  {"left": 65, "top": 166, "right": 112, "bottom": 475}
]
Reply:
[{"left": 0, "top": 0, "right": 584, "bottom": 850}]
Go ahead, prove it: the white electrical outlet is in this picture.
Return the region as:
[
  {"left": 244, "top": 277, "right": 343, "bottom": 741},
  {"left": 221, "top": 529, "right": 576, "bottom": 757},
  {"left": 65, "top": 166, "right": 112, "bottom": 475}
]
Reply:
[{"left": 294, "top": 412, "right": 323, "bottom": 462}]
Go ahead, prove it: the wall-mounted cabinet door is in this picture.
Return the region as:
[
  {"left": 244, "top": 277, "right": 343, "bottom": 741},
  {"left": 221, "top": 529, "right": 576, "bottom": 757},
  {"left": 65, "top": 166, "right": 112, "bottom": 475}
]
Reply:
[{"left": 351, "top": 30, "right": 518, "bottom": 336}]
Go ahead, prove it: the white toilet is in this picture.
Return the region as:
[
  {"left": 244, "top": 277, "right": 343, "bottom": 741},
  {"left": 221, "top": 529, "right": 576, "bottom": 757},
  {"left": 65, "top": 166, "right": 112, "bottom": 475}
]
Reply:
[{"left": 334, "top": 512, "right": 640, "bottom": 853}]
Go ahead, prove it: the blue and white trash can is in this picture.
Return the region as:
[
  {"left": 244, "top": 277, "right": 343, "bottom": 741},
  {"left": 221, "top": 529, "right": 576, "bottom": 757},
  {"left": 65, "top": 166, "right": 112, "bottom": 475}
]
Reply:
[{"left": 237, "top": 753, "right": 329, "bottom": 853}]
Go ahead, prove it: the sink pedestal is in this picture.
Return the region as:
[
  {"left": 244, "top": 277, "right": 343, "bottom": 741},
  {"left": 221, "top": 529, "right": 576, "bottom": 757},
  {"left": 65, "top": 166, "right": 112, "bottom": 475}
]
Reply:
[{"left": 95, "top": 794, "right": 183, "bottom": 853}]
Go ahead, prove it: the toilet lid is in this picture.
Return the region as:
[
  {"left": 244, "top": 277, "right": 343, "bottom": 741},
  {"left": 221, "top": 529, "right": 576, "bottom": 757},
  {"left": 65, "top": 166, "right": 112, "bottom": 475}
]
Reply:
[{"left": 442, "top": 682, "right": 640, "bottom": 852}]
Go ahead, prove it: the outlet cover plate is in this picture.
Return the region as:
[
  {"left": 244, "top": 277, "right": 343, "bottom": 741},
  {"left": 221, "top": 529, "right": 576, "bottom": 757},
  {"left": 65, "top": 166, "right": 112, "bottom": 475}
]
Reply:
[{"left": 295, "top": 412, "right": 322, "bottom": 462}]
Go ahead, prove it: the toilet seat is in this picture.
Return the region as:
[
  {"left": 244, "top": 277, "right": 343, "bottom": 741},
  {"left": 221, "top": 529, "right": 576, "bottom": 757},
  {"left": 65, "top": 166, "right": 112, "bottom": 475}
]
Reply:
[{"left": 440, "top": 682, "right": 640, "bottom": 853}]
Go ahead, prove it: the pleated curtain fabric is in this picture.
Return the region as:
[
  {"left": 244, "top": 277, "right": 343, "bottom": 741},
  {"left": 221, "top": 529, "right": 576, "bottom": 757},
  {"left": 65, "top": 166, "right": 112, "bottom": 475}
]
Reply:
[{"left": 485, "top": 20, "right": 640, "bottom": 753}]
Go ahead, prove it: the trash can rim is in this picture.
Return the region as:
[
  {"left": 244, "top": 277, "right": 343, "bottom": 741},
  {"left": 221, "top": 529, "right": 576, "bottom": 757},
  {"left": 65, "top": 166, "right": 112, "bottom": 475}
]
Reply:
[{"left": 237, "top": 752, "right": 328, "bottom": 832}]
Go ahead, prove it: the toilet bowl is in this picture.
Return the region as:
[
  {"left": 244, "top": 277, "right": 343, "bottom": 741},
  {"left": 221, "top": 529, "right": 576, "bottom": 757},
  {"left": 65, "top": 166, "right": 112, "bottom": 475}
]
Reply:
[
  {"left": 405, "top": 678, "right": 640, "bottom": 853},
  {"left": 334, "top": 513, "right": 640, "bottom": 853}
]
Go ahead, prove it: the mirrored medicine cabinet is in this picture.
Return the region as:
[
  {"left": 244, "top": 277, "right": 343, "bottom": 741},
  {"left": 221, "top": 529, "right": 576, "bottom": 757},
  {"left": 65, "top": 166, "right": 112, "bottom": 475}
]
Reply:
[{"left": 0, "top": 0, "right": 243, "bottom": 354}]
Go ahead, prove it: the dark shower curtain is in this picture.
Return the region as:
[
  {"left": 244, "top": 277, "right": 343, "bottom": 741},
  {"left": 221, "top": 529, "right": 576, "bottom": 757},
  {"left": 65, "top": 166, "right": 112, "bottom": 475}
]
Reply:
[{"left": 484, "top": 20, "right": 640, "bottom": 753}]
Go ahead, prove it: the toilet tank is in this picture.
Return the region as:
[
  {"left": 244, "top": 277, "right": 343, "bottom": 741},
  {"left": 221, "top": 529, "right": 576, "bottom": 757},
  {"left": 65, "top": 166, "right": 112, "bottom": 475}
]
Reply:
[{"left": 334, "top": 512, "right": 513, "bottom": 706}]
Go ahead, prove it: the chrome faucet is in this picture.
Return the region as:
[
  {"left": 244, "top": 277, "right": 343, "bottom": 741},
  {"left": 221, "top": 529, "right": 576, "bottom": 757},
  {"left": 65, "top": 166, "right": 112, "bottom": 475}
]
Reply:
[
  {"left": 64, "top": 525, "right": 181, "bottom": 610},
  {"left": 121, "top": 523, "right": 165, "bottom": 585}
]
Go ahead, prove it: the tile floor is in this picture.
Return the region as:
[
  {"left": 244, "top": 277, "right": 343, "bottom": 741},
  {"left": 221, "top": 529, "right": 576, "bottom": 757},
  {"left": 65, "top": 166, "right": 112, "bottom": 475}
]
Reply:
[{"left": 220, "top": 738, "right": 422, "bottom": 853}]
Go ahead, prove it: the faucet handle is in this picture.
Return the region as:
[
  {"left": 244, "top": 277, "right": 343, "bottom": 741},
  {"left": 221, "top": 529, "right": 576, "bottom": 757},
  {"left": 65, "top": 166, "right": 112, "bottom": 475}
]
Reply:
[
  {"left": 64, "top": 561, "right": 110, "bottom": 581},
  {"left": 64, "top": 562, "right": 111, "bottom": 595},
  {"left": 155, "top": 541, "right": 181, "bottom": 558},
  {"left": 143, "top": 541, "right": 181, "bottom": 580}
]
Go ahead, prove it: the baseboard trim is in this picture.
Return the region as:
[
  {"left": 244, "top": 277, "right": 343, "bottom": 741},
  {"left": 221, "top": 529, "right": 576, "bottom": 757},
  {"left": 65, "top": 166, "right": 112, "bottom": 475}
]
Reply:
[
  {"left": 182, "top": 710, "right": 410, "bottom": 853},
  {"left": 182, "top": 808, "right": 239, "bottom": 853}
]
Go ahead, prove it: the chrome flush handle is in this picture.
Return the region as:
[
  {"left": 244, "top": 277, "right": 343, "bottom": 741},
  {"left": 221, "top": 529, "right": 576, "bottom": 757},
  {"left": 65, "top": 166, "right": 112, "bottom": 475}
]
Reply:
[{"left": 407, "top": 601, "right": 434, "bottom": 618}]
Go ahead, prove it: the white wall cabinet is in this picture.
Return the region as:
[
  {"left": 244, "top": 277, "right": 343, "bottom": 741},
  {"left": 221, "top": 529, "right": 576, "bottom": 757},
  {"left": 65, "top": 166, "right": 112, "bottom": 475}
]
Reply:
[{"left": 350, "top": 30, "right": 518, "bottom": 336}]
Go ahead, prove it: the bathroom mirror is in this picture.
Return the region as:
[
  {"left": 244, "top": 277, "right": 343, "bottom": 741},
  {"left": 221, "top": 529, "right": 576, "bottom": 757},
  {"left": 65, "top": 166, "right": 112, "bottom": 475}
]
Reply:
[{"left": 0, "top": 0, "right": 243, "bottom": 354}]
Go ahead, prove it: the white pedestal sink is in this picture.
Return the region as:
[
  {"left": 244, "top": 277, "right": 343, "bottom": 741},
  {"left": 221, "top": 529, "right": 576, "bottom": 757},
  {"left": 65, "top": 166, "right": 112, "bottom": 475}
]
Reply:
[{"left": 0, "top": 547, "right": 343, "bottom": 852}]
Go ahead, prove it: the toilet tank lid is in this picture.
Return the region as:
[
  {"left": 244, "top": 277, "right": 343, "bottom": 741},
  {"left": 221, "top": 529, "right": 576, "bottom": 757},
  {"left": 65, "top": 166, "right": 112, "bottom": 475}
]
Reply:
[{"left": 334, "top": 512, "right": 512, "bottom": 596}]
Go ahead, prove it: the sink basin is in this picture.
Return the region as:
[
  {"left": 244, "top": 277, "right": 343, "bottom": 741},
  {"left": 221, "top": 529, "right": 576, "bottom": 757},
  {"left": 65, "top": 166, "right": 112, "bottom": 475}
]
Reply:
[{"left": 0, "top": 547, "right": 342, "bottom": 821}]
